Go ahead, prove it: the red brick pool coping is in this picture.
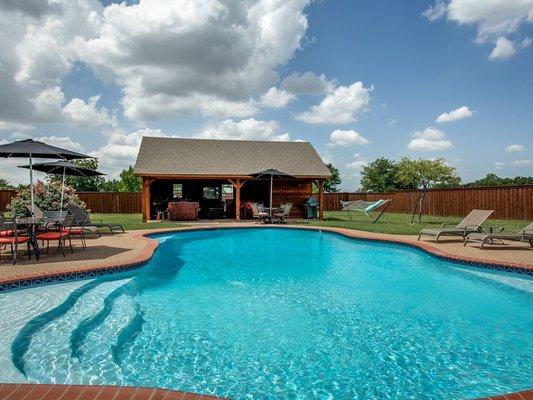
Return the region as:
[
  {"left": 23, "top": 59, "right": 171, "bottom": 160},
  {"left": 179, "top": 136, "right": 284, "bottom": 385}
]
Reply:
[{"left": 0, "top": 383, "right": 224, "bottom": 399}]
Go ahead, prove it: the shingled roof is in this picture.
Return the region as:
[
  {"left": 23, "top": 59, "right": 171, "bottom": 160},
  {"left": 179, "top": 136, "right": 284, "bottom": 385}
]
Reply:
[{"left": 134, "top": 137, "right": 331, "bottom": 178}]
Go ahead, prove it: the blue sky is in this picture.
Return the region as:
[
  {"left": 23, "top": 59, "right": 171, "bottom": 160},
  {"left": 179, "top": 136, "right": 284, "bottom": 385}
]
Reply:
[{"left": 0, "top": 0, "right": 531, "bottom": 189}]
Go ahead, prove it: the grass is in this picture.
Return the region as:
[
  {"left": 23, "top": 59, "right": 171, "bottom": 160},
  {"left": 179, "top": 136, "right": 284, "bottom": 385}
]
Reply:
[
  {"left": 91, "top": 213, "right": 184, "bottom": 231},
  {"left": 298, "top": 211, "right": 526, "bottom": 236},
  {"left": 92, "top": 212, "right": 527, "bottom": 236}
]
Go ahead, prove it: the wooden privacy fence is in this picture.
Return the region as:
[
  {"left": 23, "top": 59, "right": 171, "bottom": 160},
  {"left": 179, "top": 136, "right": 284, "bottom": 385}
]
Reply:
[
  {"left": 1, "top": 186, "right": 531, "bottom": 219},
  {"left": 323, "top": 185, "right": 533, "bottom": 220},
  {"left": 0, "top": 190, "right": 142, "bottom": 214}
]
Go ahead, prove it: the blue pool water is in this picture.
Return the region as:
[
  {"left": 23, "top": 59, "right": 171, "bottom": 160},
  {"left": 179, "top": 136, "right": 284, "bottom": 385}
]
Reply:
[{"left": 1, "top": 228, "right": 532, "bottom": 399}]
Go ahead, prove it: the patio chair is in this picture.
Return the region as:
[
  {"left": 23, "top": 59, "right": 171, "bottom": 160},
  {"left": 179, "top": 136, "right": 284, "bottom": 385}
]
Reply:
[
  {"left": 67, "top": 204, "right": 124, "bottom": 234},
  {"left": 274, "top": 203, "right": 292, "bottom": 224},
  {"left": 0, "top": 217, "right": 29, "bottom": 265},
  {"left": 251, "top": 203, "right": 269, "bottom": 224},
  {"left": 36, "top": 214, "right": 75, "bottom": 256},
  {"left": 340, "top": 199, "right": 393, "bottom": 223},
  {"left": 418, "top": 209, "right": 494, "bottom": 243},
  {"left": 464, "top": 222, "right": 533, "bottom": 248}
]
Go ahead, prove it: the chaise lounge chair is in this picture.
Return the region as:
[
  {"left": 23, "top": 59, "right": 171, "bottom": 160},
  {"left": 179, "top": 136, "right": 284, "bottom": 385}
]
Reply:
[
  {"left": 464, "top": 222, "right": 533, "bottom": 248},
  {"left": 67, "top": 204, "right": 124, "bottom": 235},
  {"left": 418, "top": 209, "right": 494, "bottom": 243}
]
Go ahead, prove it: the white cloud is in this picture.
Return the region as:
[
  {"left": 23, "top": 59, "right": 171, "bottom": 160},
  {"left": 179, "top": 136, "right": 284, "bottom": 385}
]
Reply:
[
  {"left": 422, "top": 0, "right": 447, "bottom": 21},
  {"left": 91, "top": 128, "right": 170, "bottom": 177},
  {"left": 0, "top": 121, "right": 34, "bottom": 132},
  {"left": 35, "top": 135, "right": 85, "bottom": 152},
  {"left": 387, "top": 118, "right": 397, "bottom": 127},
  {"left": 408, "top": 127, "right": 453, "bottom": 152},
  {"left": 511, "top": 159, "right": 533, "bottom": 166},
  {"left": 436, "top": 105, "right": 473, "bottom": 123},
  {"left": 494, "top": 161, "right": 506, "bottom": 170},
  {"left": 489, "top": 37, "right": 517, "bottom": 60},
  {"left": 423, "top": 0, "right": 533, "bottom": 59},
  {"left": 260, "top": 87, "right": 295, "bottom": 109},
  {"left": 62, "top": 95, "right": 116, "bottom": 128},
  {"left": 281, "top": 71, "right": 333, "bottom": 95},
  {"left": 74, "top": 0, "right": 310, "bottom": 121},
  {"left": 345, "top": 153, "right": 367, "bottom": 172},
  {"left": 506, "top": 144, "right": 526, "bottom": 152},
  {"left": 295, "top": 82, "right": 372, "bottom": 124},
  {"left": 195, "top": 118, "right": 290, "bottom": 142},
  {"left": 327, "top": 129, "right": 369, "bottom": 147}
]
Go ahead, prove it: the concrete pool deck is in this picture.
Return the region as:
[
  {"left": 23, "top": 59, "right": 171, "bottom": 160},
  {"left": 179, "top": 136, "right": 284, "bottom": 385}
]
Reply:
[{"left": 0, "top": 222, "right": 531, "bottom": 286}]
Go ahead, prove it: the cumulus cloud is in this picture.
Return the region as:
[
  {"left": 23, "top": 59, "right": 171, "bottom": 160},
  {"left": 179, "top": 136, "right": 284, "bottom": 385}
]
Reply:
[
  {"left": 407, "top": 127, "right": 453, "bottom": 152},
  {"left": 74, "top": 0, "right": 310, "bottom": 120},
  {"left": 260, "top": 87, "right": 295, "bottom": 108},
  {"left": 511, "top": 159, "right": 533, "bottom": 166},
  {"left": 506, "top": 144, "right": 526, "bottom": 152},
  {"left": 91, "top": 128, "right": 171, "bottom": 177},
  {"left": 423, "top": 0, "right": 533, "bottom": 60},
  {"left": 195, "top": 118, "right": 290, "bottom": 141},
  {"left": 436, "top": 105, "right": 473, "bottom": 123},
  {"left": 281, "top": 71, "right": 333, "bottom": 95},
  {"left": 62, "top": 95, "right": 116, "bottom": 128},
  {"left": 327, "top": 129, "right": 369, "bottom": 147},
  {"left": 295, "top": 82, "right": 372, "bottom": 124},
  {"left": 494, "top": 161, "right": 506, "bottom": 170},
  {"left": 345, "top": 153, "right": 367, "bottom": 172}
]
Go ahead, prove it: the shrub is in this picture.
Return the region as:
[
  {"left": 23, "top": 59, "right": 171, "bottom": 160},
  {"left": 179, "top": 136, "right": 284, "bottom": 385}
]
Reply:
[{"left": 7, "top": 180, "right": 86, "bottom": 218}]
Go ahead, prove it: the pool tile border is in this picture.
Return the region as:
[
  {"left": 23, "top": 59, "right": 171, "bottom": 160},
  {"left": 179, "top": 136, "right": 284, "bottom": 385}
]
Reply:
[{"left": 0, "top": 225, "right": 531, "bottom": 293}]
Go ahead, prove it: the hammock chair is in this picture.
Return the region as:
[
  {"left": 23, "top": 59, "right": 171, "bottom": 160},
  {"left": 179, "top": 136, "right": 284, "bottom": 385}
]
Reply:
[{"left": 340, "top": 199, "right": 393, "bottom": 223}]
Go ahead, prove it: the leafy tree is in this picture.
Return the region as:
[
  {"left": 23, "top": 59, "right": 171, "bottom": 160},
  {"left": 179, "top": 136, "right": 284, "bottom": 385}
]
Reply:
[
  {"left": 323, "top": 163, "right": 342, "bottom": 192},
  {"left": 360, "top": 158, "right": 400, "bottom": 192},
  {"left": 118, "top": 165, "right": 142, "bottom": 192},
  {"left": 98, "top": 179, "right": 121, "bottom": 192},
  {"left": 395, "top": 157, "right": 461, "bottom": 222},
  {"left": 50, "top": 159, "right": 104, "bottom": 191},
  {"left": 464, "top": 173, "right": 533, "bottom": 187},
  {"left": 0, "top": 179, "right": 14, "bottom": 189}
]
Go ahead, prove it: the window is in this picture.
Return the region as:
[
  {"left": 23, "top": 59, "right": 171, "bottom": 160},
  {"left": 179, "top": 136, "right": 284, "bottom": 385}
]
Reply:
[
  {"left": 203, "top": 186, "right": 220, "bottom": 200},
  {"left": 172, "top": 183, "right": 183, "bottom": 199},
  {"left": 221, "top": 184, "right": 234, "bottom": 201}
]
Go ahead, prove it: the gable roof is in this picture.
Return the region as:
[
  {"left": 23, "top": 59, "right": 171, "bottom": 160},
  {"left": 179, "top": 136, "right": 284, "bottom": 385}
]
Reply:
[{"left": 134, "top": 137, "right": 331, "bottom": 178}]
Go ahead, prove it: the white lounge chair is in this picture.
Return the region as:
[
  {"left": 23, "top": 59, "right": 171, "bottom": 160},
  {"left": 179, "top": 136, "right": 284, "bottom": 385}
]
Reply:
[{"left": 418, "top": 209, "right": 494, "bottom": 243}]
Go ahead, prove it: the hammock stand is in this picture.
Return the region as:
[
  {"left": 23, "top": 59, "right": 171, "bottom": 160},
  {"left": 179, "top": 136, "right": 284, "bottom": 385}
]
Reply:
[{"left": 340, "top": 199, "right": 393, "bottom": 223}]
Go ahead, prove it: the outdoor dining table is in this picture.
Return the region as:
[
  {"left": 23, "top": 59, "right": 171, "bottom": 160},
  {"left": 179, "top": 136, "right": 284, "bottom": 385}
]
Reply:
[
  {"left": 261, "top": 207, "right": 281, "bottom": 223},
  {"left": 15, "top": 217, "right": 62, "bottom": 261}
]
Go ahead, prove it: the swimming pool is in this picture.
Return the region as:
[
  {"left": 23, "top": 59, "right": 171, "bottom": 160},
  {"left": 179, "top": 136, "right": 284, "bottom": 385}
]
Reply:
[{"left": 1, "top": 228, "right": 531, "bottom": 399}]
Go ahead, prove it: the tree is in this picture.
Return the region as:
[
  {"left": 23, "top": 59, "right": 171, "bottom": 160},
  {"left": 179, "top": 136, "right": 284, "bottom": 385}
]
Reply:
[
  {"left": 50, "top": 159, "right": 104, "bottom": 191},
  {"left": 360, "top": 158, "right": 400, "bottom": 192},
  {"left": 0, "top": 179, "right": 14, "bottom": 189},
  {"left": 323, "top": 163, "right": 342, "bottom": 192},
  {"left": 98, "top": 179, "right": 121, "bottom": 192},
  {"left": 464, "top": 173, "right": 533, "bottom": 187},
  {"left": 118, "top": 165, "right": 142, "bottom": 192},
  {"left": 395, "top": 157, "right": 461, "bottom": 222}
]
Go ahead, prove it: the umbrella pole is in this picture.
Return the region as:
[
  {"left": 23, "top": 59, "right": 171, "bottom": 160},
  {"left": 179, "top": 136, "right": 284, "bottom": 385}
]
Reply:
[
  {"left": 29, "top": 153, "right": 35, "bottom": 216},
  {"left": 60, "top": 166, "right": 66, "bottom": 210},
  {"left": 270, "top": 174, "right": 273, "bottom": 218}
]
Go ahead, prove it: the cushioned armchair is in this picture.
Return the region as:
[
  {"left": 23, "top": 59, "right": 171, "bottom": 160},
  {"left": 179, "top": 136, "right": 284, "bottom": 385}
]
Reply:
[{"left": 168, "top": 201, "right": 200, "bottom": 221}]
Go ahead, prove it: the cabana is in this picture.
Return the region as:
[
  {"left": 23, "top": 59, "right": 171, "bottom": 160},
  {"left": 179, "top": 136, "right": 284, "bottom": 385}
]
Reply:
[{"left": 133, "top": 138, "right": 331, "bottom": 221}]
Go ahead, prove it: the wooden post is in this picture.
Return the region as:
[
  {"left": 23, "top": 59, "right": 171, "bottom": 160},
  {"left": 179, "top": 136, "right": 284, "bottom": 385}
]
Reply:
[
  {"left": 235, "top": 178, "right": 241, "bottom": 221},
  {"left": 318, "top": 179, "right": 324, "bottom": 220},
  {"left": 141, "top": 178, "right": 152, "bottom": 222}
]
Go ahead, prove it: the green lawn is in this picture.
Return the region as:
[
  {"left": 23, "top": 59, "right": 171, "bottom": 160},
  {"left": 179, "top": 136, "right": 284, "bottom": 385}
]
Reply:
[
  {"left": 91, "top": 213, "right": 183, "bottom": 231},
  {"left": 298, "top": 211, "right": 527, "bottom": 236},
  {"left": 92, "top": 212, "right": 527, "bottom": 236}
]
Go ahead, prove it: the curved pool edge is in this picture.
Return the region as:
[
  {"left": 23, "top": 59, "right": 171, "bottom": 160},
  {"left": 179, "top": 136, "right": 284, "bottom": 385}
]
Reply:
[{"left": 0, "top": 225, "right": 531, "bottom": 293}]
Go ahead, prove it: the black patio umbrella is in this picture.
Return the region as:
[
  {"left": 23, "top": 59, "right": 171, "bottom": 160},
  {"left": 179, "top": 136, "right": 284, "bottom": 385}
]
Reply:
[
  {"left": 18, "top": 160, "right": 105, "bottom": 210},
  {"left": 0, "top": 139, "right": 92, "bottom": 215},
  {"left": 249, "top": 169, "right": 295, "bottom": 217}
]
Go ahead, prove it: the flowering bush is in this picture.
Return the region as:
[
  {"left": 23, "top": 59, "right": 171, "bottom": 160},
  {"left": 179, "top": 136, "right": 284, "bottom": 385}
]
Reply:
[{"left": 7, "top": 180, "right": 86, "bottom": 218}]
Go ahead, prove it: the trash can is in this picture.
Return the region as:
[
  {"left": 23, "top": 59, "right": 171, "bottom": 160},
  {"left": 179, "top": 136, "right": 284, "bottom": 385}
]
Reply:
[{"left": 303, "top": 196, "right": 319, "bottom": 219}]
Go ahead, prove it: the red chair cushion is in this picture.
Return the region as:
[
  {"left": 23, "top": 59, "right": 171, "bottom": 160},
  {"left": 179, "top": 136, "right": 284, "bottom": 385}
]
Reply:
[
  {"left": 0, "top": 230, "right": 13, "bottom": 237},
  {"left": 37, "top": 232, "right": 69, "bottom": 240},
  {"left": 0, "top": 235, "right": 28, "bottom": 244}
]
